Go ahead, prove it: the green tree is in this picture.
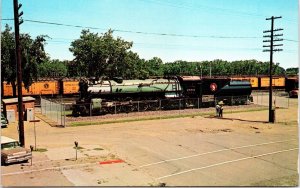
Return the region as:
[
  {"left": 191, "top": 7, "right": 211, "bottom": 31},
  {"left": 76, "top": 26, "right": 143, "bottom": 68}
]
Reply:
[
  {"left": 69, "top": 29, "right": 133, "bottom": 78},
  {"left": 285, "top": 67, "right": 298, "bottom": 75},
  {"left": 1, "top": 24, "right": 48, "bottom": 96},
  {"left": 1, "top": 25, "right": 16, "bottom": 97},
  {"left": 145, "top": 57, "right": 164, "bottom": 77},
  {"left": 38, "top": 59, "right": 68, "bottom": 78}
]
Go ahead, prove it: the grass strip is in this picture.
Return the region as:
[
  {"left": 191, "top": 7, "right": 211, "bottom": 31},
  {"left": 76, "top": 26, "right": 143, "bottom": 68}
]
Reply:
[{"left": 69, "top": 107, "right": 268, "bottom": 127}]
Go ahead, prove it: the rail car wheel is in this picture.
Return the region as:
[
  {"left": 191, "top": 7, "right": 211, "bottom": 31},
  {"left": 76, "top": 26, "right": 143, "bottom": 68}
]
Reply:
[
  {"left": 138, "top": 102, "right": 149, "bottom": 112},
  {"left": 72, "top": 108, "right": 79, "bottom": 117},
  {"left": 106, "top": 106, "right": 115, "bottom": 114},
  {"left": 147, "top": 100, "right": 160, "bottom": 111}
]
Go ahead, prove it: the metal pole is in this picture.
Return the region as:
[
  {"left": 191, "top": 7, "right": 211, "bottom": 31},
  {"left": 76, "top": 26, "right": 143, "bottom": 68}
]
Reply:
[
  {"left": 14, "top": 0, "right": 25, "bottom": 146},
  {"left": 34, "top": 121, "right": 37, "bottom": 150}
]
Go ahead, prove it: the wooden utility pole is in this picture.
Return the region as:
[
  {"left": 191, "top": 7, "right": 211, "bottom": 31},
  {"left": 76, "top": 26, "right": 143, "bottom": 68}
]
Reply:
[
  {"left": 13, "top": 0, "right": 25, "bottom": 146},
  {"left": 263, "top": 16, "right": 283, "bottom": 123}
]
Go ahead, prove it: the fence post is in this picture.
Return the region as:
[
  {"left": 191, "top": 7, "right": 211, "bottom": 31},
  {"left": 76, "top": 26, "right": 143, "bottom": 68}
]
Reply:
[
  {"left": 57, "top": 103, "right": 59, "bottom": 124},
  {"left": 60, "top": 101, "right": 62, "bottom": 126},
  {"left": 63, "top": 104, "right": 66, "bottom": 127},
  {"left": 114, "top": 102, "right": 117, "bottom": 114},
  {"left": 45, "top": 101, "right": 48, "bottom": 116},
  {"left": 90, "top": 103, "right": 92, "bottom": 116},
  {"left": 159, "top": 99, "right": 161, "bottom": 110},
  {"left": 197, "top": 98, "right": 199, "bottom": 109},
  {"left": 41, "top": 97, "right": 43, "bottom": 114},
  {"left": 138, "top": 101, "right": 139, "bottom": 112},
  {"left": 179, "top": 99, "right": 181, "bottom": 115}
]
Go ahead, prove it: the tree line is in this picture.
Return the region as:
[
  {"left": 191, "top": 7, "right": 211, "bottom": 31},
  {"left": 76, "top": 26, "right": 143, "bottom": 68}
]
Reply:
[{"left": 1, "top": 25, "right": 298, "bottom": 96}]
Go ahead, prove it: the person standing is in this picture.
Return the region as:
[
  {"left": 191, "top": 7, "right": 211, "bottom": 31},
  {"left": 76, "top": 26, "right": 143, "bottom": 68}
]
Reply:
[
  {"left": 218, "top": 101, "right": 224, "bottom": 118},
  {"left": 216, "top": 104, "right": 220, "bottom": 117}
]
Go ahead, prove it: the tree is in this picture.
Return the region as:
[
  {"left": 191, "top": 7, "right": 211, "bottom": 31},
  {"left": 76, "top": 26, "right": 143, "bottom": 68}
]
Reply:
[
  {"left": 145, "top": 57, "right": 164, "bottom": 77},
  {"left": 285, "top": 67, "right": 298, "bottom": 75},
  {"left": 1, "top": 24, "right": 48, "bottom": 96},
  {"left": 38, "top": 59, "right": 68, "bottom": 78},
  {"left": 69, "top": 29, "right": 133, "bottom": 78},
  {"left": 20, "top": 33, "right": 48, "bottom": 89},
  {"left": 1, "top": 25, "right": 15, "bottom": 97}
]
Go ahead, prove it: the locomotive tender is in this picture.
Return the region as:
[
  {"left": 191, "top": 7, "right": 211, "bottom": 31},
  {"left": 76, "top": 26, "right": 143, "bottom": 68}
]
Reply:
[{"left": 72, "top": 76, "right": 252, "bottom": 116}]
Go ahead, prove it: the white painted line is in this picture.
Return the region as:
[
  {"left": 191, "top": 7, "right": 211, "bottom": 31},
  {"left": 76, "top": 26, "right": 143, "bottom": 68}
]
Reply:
[
  {"left": 2, "top": 162, "right": 97, "bottom": 176},
  {"left": 139, "top": 139, "right": 297, "bottom": 168},
  {"left": 157, "top": 148, "right": 298, "bottom": 180}
]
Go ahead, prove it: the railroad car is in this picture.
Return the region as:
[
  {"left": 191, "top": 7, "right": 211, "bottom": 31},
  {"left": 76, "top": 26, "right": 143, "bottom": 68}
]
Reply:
[
  {"left": 60, "top": 78, "right": 80, "bottom": 95},
  {"left": 285, "top": 77, "right": 299, "bottom": 97},
  {"left": 3, "top": 79, "right": 60, "bottom": 97},
  {"left": 231, "top": 76, "right": 259, "bottom": 89},
  {"left": 259, "top": 76, "right": 285, "bottom": 89},
  {"left": 2, "top": 79, "right": 78, "bottom": 97},
  {"left": 73, "top": 77, "right": 182, "bottom": 116},
  {"left": 72, "top": 76, "right": 252, "bottom": 116}
]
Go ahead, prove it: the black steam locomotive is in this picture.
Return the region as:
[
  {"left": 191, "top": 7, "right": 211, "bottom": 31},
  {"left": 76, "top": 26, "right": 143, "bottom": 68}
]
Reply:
[{"left": 72, "top": 76, "right": 252, "bottom": 116}]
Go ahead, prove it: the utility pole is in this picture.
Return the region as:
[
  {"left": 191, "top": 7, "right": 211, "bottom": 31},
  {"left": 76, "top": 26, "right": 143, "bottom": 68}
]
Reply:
[
  {"left": 13, "top": 0, "right": 25, "bottom": 146},
  {"left": 263, "top": 16, "right": 283, "bottom": 123}
]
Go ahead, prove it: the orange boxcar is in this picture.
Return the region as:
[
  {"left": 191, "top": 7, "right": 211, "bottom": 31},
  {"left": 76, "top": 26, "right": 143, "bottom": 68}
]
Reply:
[
  {"left": 3, "top": 82, "right": 14, "bottom": 97},
  {"left": 259, "top": 76, "right": 285, "bottom": 88},
  {"left": 2, "top": 80, "right": 60, "bottom": 97},
  {"left": 62, "top": 79, "right": 79, "bottom": 95}
]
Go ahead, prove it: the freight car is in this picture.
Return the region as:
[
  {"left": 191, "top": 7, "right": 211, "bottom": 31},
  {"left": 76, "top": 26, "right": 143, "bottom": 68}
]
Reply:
[
  {"left": 285, "top": 77, "right": 299, "bottom": 98},
  {"left": 72, "top": 76, "right": 252, "bottom": 116},
  {"left": 2, "top": 78, "right": 79, "bottom": 97},
  {"left": 231, "top": 75, "right": 286, "bottom": 89}
]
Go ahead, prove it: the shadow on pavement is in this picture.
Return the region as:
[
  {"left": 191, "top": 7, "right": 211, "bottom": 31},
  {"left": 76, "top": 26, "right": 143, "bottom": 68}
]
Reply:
[{"left": 206, "top": 115, "right": 269, "bottom": 124}]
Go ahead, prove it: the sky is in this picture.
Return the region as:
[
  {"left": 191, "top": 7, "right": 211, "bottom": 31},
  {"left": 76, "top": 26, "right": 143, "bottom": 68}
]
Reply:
[{"left": 1, "top": 0, "right": 299, "bottom": 69}]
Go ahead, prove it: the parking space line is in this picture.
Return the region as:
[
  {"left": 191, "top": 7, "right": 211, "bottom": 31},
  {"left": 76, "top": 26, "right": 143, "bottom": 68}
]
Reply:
[
  {"left": 139, "top": 139, "right": 297, "bottom": 168},
  {"left": 157, "top": 148, "right": 298, "bottom": 180}
]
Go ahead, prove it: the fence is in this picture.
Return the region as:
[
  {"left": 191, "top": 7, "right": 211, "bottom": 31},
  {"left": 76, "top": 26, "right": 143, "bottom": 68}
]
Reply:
[
  {"left": 40, "top": 92, "right": 290, "bottom": 126},
  {"left": 41, "top": 97, "right": 66, "bottom": 127},
  {"left": 251, "top": 90, "right": 290, "bottom": 109}
]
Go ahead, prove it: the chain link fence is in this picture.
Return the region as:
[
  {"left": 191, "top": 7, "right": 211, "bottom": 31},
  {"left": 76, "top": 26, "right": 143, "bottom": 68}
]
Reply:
[
  {"left": 40, "top": 92, "right": 290, "bottom": 127},
  {"left": 251, "top": 90, "right": 290, "bottom": 109},
  {"left": 41, "top": 97, "right": 66, "bottom": 127}
]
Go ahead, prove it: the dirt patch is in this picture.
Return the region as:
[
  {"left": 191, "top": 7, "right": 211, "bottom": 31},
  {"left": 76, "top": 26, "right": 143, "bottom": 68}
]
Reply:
[{"left": 185, "top": 128, "right": 233, "bottom": 134}]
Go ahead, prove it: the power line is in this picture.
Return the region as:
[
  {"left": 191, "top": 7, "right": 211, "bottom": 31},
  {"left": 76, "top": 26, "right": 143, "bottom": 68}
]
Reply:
[
  {"left": 45, "top": 38, "right": 296, "bottom": 53},
  {"left": 2, "top": 18, "right": 261, "bottom": 39},
  {"left": 283, "top": 38, "right": 299, "bottom": 42},
  {"left": 2, "top": 18, "right": 297, "bottom": 43},
  {"left": 142, "top": 0, "right": 297, "bottom": 23}
]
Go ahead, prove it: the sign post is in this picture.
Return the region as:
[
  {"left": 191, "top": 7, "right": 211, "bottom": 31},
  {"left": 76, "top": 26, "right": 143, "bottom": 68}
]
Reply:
[{"left": 29, "top": 119, "right": 40, "bottom": 151}]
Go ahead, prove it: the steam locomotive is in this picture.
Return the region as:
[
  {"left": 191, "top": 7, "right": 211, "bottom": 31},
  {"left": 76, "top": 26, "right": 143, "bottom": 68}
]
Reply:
[{"left": 72, "top": 76, "right": 252, "bottom": 116}]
